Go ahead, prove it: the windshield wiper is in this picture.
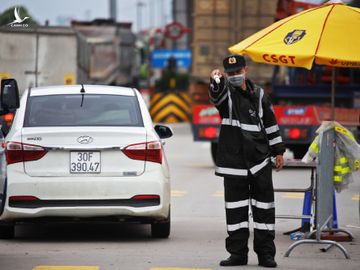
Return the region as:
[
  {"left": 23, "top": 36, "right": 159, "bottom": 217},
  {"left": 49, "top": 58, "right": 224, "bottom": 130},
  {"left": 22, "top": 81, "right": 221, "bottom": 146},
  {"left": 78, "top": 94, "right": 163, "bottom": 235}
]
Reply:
[{"left": 80, "top": 84, "right": 85, "bottom": 107}]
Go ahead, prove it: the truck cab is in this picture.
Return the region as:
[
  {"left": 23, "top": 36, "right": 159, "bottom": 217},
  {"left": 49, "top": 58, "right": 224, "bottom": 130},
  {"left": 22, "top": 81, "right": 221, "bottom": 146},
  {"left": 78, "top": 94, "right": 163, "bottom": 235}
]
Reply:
[{"left": 271, "top": 66, "right": 360, "bottom": 158}]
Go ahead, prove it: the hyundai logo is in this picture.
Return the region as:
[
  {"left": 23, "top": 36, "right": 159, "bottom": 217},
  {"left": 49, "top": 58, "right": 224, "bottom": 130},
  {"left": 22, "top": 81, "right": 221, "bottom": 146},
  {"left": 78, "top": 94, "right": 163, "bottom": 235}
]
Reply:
[{"left": 77, "top": 136, "right": 93, "bottom": 144}]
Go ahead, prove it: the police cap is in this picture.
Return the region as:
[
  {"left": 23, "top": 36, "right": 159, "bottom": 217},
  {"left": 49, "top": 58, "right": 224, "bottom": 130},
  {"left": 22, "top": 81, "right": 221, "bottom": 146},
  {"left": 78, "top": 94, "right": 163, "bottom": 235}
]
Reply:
[{"left": 223, "top": 55, "right": 246, "bottom": 73}]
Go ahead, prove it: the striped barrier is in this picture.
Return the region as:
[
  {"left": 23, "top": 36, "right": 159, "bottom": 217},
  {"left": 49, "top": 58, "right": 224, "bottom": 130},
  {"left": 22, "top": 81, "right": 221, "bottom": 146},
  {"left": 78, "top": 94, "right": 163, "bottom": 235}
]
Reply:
[{"left": 150, "top": 91, "right": 191, "bottom": 123}]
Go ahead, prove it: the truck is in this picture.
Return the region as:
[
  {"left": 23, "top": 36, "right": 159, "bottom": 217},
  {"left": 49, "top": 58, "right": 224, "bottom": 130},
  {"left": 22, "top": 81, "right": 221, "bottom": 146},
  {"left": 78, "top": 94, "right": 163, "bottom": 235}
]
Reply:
[
  {"left": 0, "top": 26, "right": 77, "bottom": 91},
  {"left": 189, "top": 0, "right": 360, "bottom": 160},
  {"left": 72, "top": 19, "right": 138, "bottom": 86},
  {"left": 0, "top": 20, "right": 138, "bottom": 91},
  {"left": 0, "top": 20, "right": 139, "bottom": 133},
  {"left": 0, "top": 26, "right": 77, "bottom": 133},
  {"left": 270, "top": 66, "right": 360, "bottom": 158}
]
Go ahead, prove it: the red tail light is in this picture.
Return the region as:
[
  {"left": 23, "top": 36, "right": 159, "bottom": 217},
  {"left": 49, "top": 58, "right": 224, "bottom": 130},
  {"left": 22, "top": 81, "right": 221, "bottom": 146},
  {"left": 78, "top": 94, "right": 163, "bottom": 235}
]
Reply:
[
  {"left": 286, "top": 128, "right": 308, "bottom": 140},
  {"left": 132, "top": 195, "right": 160, "bottom": 200},
  {"left": 122, "top": 141, "right": 162, "bottom": 164},
  {"left": 5, "top": 142, "right": 48, "bottom": 165},
  {"left": 199, "top": 127, "right": 218, "bottom": 139},
  {"left": 9, "top": 196, "right": 39, "bottom": 202},
  {"left": 288, "top": 128, "right": 301, "bottom": 139}
]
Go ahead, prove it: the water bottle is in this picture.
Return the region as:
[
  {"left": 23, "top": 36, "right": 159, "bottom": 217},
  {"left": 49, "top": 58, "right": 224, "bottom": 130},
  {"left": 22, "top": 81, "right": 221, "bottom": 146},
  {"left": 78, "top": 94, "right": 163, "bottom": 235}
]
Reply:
[{"left": 290, "top": 232, "right": 304, "bottom": 241}]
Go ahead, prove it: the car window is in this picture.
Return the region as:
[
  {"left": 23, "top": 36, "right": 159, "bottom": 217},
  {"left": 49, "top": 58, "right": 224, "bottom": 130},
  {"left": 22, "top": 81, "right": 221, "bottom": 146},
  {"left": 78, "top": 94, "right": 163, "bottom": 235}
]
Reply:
[{"left": 24, "top": 94, "right": 143, "bottom": 127}]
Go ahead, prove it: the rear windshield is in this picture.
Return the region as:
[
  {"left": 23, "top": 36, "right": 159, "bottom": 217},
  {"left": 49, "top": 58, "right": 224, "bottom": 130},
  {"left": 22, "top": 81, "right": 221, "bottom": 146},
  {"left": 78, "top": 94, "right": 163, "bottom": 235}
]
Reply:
[{"left": 24, "top": 94, "right": 143, "bottom": 127}]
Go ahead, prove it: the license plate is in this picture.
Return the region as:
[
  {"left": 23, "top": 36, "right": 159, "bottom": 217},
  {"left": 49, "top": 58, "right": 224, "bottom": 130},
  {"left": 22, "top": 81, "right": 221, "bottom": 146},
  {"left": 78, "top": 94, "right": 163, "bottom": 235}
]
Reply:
[{"left": 70, "top": 151, "right": 101, "bottom": 173}]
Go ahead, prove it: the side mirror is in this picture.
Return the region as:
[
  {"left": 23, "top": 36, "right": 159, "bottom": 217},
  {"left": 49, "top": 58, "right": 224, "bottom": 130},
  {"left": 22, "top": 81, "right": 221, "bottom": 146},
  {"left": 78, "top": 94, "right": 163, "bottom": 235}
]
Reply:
[
  {"left": 154, "top": 124, "right": 173, "bottom": 139},
  {"left": 0, "top": 79, "right": 20, "bottom": 115}
]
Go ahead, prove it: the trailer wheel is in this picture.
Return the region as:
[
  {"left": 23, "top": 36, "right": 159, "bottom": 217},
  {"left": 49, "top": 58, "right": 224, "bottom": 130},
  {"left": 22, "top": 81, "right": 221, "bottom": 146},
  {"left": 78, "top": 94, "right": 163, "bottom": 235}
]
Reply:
[{"left": 211, "top": 142, "right": 218, "bottom": 164}]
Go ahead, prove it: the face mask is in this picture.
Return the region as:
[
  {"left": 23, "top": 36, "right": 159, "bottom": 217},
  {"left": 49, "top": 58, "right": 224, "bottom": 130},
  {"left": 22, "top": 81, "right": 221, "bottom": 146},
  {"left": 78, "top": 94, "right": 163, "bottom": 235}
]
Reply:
[{"left": 228, "top": 74, "right": 245, "bottom": 87}]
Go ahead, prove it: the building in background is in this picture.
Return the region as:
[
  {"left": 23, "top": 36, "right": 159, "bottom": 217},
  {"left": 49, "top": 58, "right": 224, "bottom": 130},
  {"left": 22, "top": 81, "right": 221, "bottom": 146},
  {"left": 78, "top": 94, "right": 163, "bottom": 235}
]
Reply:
[{"left": 173, "top": 0, "right": 278, "bottom": 84}]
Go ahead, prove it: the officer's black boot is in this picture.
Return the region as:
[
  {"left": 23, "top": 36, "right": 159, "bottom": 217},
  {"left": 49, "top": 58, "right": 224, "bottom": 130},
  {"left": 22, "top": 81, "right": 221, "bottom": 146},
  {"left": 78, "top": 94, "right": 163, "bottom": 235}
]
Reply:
[
  {"left": 258, "top": 255, "right": 277, "bottom": 268},
  {"left": 219, "top": 255, "right": 248, "bottom": 266}
]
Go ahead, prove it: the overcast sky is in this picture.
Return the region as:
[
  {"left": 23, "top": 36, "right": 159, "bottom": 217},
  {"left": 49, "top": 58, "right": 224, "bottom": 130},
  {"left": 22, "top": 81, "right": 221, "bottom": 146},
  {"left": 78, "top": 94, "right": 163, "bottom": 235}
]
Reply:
[{"left": 0, "top": 0, "right": 172, "bottom": 32}]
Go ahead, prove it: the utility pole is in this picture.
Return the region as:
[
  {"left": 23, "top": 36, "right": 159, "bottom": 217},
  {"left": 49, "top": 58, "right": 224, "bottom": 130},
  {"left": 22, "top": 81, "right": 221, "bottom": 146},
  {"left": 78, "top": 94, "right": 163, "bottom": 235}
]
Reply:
[
  {"left": 35, "top": 28, "right": 39, "bottom": 87},
  {"left": 109, "top": 0, "right": 117, "bottom": 21},
  {"left": 150, "top": 0, "right": 155, "bottom": 28},
  {"left": 160, "top": 0, "right": 165, "bottom": 26},
  {"left": 137, "top": 1, "right": 146, "bottom": 32}
]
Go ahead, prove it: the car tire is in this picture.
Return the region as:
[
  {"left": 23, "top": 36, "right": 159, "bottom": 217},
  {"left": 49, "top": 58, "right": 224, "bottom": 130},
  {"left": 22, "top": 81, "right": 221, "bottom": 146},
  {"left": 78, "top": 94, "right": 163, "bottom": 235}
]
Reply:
[
  {"left": 0, "top": 223, "right": 15, "bottom": 239},
  {"left": 151, "top": 210, "right": 170, "bottom": 239}
]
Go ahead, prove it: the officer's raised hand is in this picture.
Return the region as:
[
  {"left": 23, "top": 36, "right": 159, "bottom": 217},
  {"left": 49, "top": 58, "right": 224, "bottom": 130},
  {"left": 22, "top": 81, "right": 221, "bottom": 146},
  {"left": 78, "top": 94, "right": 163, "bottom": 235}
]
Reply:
[{"left": 210, "top": 69, "right": 225, "bottom": 85}]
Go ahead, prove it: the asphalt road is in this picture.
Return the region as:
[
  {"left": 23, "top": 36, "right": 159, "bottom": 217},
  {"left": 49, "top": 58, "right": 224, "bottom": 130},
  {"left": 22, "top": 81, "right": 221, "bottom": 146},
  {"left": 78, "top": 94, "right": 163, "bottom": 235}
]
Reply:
[{"left": 0, "top": 123, "right": 359, "bottom": 270}]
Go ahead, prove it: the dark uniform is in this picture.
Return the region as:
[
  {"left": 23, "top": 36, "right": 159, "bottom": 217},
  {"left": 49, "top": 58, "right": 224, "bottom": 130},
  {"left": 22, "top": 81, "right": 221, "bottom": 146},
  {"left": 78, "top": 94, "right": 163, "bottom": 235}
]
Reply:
[{"left": 209, "top": 55, "right": 285, "bottom": 266}]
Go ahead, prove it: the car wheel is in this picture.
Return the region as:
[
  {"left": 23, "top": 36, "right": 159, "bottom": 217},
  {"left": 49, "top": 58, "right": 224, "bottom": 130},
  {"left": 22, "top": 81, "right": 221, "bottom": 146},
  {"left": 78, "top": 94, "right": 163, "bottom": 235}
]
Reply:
[
  {"left": 0, "top": 223, "right": 15, "bottom": 239},
  {"left": 151, "top": 210, "right": 170, "bottom": 239}
]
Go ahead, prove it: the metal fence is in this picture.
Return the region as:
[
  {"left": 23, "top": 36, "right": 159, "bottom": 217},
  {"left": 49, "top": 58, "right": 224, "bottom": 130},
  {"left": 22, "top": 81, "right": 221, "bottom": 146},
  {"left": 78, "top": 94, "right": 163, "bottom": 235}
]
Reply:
[{"left": 284, "top": 128, "right": 353, "bottom": 259}]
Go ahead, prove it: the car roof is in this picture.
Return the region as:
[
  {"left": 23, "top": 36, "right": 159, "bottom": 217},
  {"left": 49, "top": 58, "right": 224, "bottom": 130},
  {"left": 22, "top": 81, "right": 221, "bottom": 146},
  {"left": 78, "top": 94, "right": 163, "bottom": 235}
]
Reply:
[{"left": 28, "top": 85, "right": 136, "bottom": 97}]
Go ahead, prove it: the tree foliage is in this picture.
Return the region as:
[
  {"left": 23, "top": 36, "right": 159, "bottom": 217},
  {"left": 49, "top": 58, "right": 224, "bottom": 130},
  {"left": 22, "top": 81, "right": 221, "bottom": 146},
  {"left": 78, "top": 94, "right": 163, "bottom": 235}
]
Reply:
[{"left": 0, "top": 6, "right": 38, "bottom": 26}]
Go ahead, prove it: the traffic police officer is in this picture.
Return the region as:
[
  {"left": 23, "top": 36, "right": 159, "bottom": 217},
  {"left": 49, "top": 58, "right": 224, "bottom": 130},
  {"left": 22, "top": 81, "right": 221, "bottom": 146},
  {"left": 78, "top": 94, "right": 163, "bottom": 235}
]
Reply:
[{"left": 209, "top": 55, "right": 285, "bottom": 268}]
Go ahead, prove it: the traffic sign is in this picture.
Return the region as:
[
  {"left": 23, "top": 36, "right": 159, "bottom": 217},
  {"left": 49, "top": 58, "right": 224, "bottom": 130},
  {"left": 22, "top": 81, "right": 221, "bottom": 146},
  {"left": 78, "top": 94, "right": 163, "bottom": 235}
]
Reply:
[
  {"left": 151, "top": 49, "right": 192, "bottom": 69},
  {"left": 164, "top": 22, "right": 190, "bottom": 40}
]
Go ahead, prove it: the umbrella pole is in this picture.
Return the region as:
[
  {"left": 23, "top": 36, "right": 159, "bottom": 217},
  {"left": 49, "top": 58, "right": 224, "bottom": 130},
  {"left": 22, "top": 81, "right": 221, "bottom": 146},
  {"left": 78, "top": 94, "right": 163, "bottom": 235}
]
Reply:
[{"left": 331, "top": 67, "right": 336, "bottom": 121}]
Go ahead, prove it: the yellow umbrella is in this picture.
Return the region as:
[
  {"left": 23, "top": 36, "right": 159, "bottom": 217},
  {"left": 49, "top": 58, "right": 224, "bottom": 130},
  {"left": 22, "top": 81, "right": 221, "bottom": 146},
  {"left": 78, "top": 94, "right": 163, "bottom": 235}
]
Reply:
[
  {"left": 229, "top": 0, "right": 360, "bottom": 119},
  {"left": 229, "top": 0, "right": 360, "bottom": 70}
]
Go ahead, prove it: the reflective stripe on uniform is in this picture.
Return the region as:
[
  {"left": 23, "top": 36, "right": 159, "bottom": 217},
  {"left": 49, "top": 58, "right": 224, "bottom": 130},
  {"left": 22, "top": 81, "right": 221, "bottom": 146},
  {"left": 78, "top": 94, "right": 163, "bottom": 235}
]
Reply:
[
  {"left": 228, "top": 90, "right": 233, "bottom": 122},
  {"left": 240, "top": 123, "right": 260, "bottom": 132},
  {"left": 354, "top": 160, "right": 359, "bottom": 170},
  {"left": 216, "top": 158, "right": 269, "bottom": 177},
  {"left": 334, "top": 175, "right": 342, "bottom": 182},
  {"left": 213, "top": 91, "right": 228, "bottom": 106},
  {"left": 216, "top": 166, "right": 248, "bottom": 176},
  {"left": 337, "top": 157, "right": 347, "bottom": 164},
  {"left": 210, "top": 82, "right": 227, "bottom": 95},
  {"left": 250, "top": 158, "right": 270, "bottom": 175},
  {"left": 335, "top": 126, "right": 355, "bottom": 141},
  {"left": 265, "top": 124, "right": 279, "bottom": 134},
  {"left": 227, "top": 222, "right": 249, "bottom": 231},
  {"left": 334, "top": 166, "right": 350, "bottom": 174},
  {"left": 254, "top": 222, "right": 275, "bottom": 230},
  {"left": 258, "top": 88, "right": 264, "bottom": 120},
  {"left": 251, "top": 199, "right": 275, "bottom": 209},
  {"left": 226, "top": 199, "right": 249, "bottom": 209},
  {"left": 269, "top": 136, "right": 282, "bottom": 146},
  {"left": 310, "top": 141, "right": 319, "bottom": 154},
  {"left": 222, "top": 118, "right": 261, "bottom": 132}
]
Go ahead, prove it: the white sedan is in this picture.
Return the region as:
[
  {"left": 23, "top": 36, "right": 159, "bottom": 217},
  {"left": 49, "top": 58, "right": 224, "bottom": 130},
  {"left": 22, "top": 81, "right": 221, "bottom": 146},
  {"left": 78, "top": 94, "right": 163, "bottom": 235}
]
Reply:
[{"left": 0, "top": 82, "right": 173, "bottom": 239}]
